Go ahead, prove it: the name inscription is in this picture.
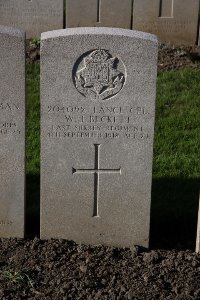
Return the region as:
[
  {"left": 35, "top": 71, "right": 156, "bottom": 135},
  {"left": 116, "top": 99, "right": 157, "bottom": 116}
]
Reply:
[
  {"left": 0, "top": 103, "right": 20, "bottom": 110},
  {"left": 46, "top": 105, "right": 151, "bottom": 141}
]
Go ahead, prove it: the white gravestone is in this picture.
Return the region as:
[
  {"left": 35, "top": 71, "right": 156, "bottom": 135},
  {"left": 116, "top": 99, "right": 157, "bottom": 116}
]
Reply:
[
  {"left": 132, "top": 0, "right": 199, "bottom": 45},
  {"left": 0, "top": 26, "right": 25, "bottom": 238},
  {"left": 66, "top": 0, "right": 132, "bottom": 29},
  {"left": 0, "top": 0, "right": 63, "bottom": 38},
  {"left": 41, "top": 28, "right": 158, "bottom": 248}
]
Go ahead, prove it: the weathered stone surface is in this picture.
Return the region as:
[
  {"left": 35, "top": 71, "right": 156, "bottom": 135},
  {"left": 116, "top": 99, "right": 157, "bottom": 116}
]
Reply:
[
  {"left": 0, "top": 26, "right": 25, "bottom": 238},
  {"left": 0, "top": 0, "right": 63, "bottom": 38},
  {"left": 66, "top": 0, "right": 132, "bottom": 29},
  {"left": 41, "top": 28, "right": 158, "bottom": 248},
  {"left": 132, "top": 0, "right": 199, "bottom": 45},
  {"left": 196, "top": 193, "right": 200, "bottom": 253}
]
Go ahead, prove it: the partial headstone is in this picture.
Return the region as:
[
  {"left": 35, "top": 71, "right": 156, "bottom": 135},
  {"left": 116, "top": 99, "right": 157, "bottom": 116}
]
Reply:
[
  {"left": 66, "top": 0, "right": 132, "bottom": 29},
  {"left": 132, "top": 0, "right": 199, "bottom": 45},
  {"left": 41, "top": 28, "right": 158, "bottom": 248},
  {"left": 0, "top": 26, "right": 25, "bottom": 238},
  {"left": 0, "top": 0, "right": 63, "bottom": 38},
  {"left": 196, "top": 193, "right": 200, "bottom": 253}
]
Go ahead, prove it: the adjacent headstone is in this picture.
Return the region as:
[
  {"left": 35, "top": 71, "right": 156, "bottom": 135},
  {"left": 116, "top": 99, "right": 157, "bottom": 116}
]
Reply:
[
  {"left": 41, "top": 28, "right": 158, "bottom": 248},
  {"left": 196, "top": 193, "right": 200, "bottom": 253},
  {"left": 132, "top": 0, "right": 199, "bottom": 45},
  {"left": 0, "top": 26, "right": 25, "bottom": 238},
  {"left": 66, "top": 0, "right": 132, "bottom": 29},
  {"left": 0, "top": 0, "right": 63, "bottom": 38}
]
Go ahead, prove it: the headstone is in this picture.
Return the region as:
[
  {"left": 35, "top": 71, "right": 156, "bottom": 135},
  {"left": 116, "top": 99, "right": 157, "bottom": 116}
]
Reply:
[
  {"left": 41, "top": 28, "right": 158, "bottom": 248},
  {"left": 66, "top": 0, "right": 132, "bottom": 29},
  {"left": 132, "top": 0, "right": 199, "bottom": 45},
  {"left": 0, "top": 0, "right": 63, "bottom": 38},
  {"left": 196, "top": 193, "right": 200, "bottom": 253},
  {"left": 0, "top": 26, "right": 25, "bottom": 238}
]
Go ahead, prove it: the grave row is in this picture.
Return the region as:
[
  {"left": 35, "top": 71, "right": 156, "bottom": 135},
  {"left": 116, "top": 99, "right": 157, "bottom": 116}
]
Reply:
[
  {"left": 0, "top": 25, "right": 199, "bottom": 251},
  {"left": 0, "top": 0, "right": 199, "bottom": 45},
  {"left": 0, "top": 25, "right": 157, "bottom": 248}
]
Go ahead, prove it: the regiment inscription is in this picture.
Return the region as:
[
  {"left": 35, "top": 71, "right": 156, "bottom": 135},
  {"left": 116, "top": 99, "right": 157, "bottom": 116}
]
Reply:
[{"left": 46, "top": 104, "right": 150, "bottom": 140}]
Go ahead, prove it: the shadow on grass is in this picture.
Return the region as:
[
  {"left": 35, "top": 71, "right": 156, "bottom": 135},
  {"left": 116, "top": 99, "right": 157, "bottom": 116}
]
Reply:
[
  {"left": 25, "top": 174, "right": 40, "bottom": 238},
  {"left": 150, "top": 178, "right": 200, "bottom": 251}
]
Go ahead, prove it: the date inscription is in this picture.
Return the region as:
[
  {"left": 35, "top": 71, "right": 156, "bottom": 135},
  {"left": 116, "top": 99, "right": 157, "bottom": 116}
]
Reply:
[
  {"left": 46, "top": 105, "right": 151, "bottom": 140},
  {"left": 0, "top": 122, "right": 21, "bottom": 136}
]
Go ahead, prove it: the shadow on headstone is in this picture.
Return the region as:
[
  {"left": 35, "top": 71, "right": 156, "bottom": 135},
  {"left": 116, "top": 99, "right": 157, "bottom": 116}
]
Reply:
[
  {"left": 150, "top": 177, "right": 200, "bottom": 250},
  {"left": 25, "top": 174, "right": 200, "bottom": 249}
]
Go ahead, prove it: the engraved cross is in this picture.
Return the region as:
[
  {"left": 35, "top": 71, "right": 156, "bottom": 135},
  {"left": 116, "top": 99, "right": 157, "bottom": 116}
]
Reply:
[
  {"left": 72, "top": 144, "right": 121, "bottom": 217},
  {"left": 159, "top": 0, "right": 174, "bottom": 18},
  {"left": 97, "top": 0, "right": 101, "bottom": 23}
]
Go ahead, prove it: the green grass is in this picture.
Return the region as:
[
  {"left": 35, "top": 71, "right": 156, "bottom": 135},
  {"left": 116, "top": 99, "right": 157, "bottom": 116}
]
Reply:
[
  {"left": 26, "top": 66, "right": 200, "bottom": 249},
  {"left": 1, "top": 270, "right": 34, "bottom": 289},
  {"left": 151, "top": 69, "right": 200, "bottom": 249},
  {"left": 26, "top": 64, "right": 40, "bottom": 175},
  {"left": 154, "top": 69, "right": 200, "bottom": 178},
  {"left": 26, "top": 64, "right": 40, "bottom": 236}
]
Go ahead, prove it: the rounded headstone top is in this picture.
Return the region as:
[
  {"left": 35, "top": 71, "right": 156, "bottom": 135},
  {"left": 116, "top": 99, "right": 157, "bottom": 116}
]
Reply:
[
  {"left": 0, "top": 25, "right": 25, "bottom": 38},
  {"left": 41, "top": 27, "right": 158, "bottom": 44}
]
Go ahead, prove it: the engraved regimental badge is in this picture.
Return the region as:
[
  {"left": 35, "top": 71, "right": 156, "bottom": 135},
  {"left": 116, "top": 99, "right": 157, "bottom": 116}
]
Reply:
[{"left": 73, "top": 49, "right": 126, "bottom": 101}]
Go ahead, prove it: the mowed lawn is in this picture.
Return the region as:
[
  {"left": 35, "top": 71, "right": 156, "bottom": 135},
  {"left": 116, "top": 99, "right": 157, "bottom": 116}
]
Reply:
[{"left": 26, "top": 65, "right": 200, "bottom": 249}]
